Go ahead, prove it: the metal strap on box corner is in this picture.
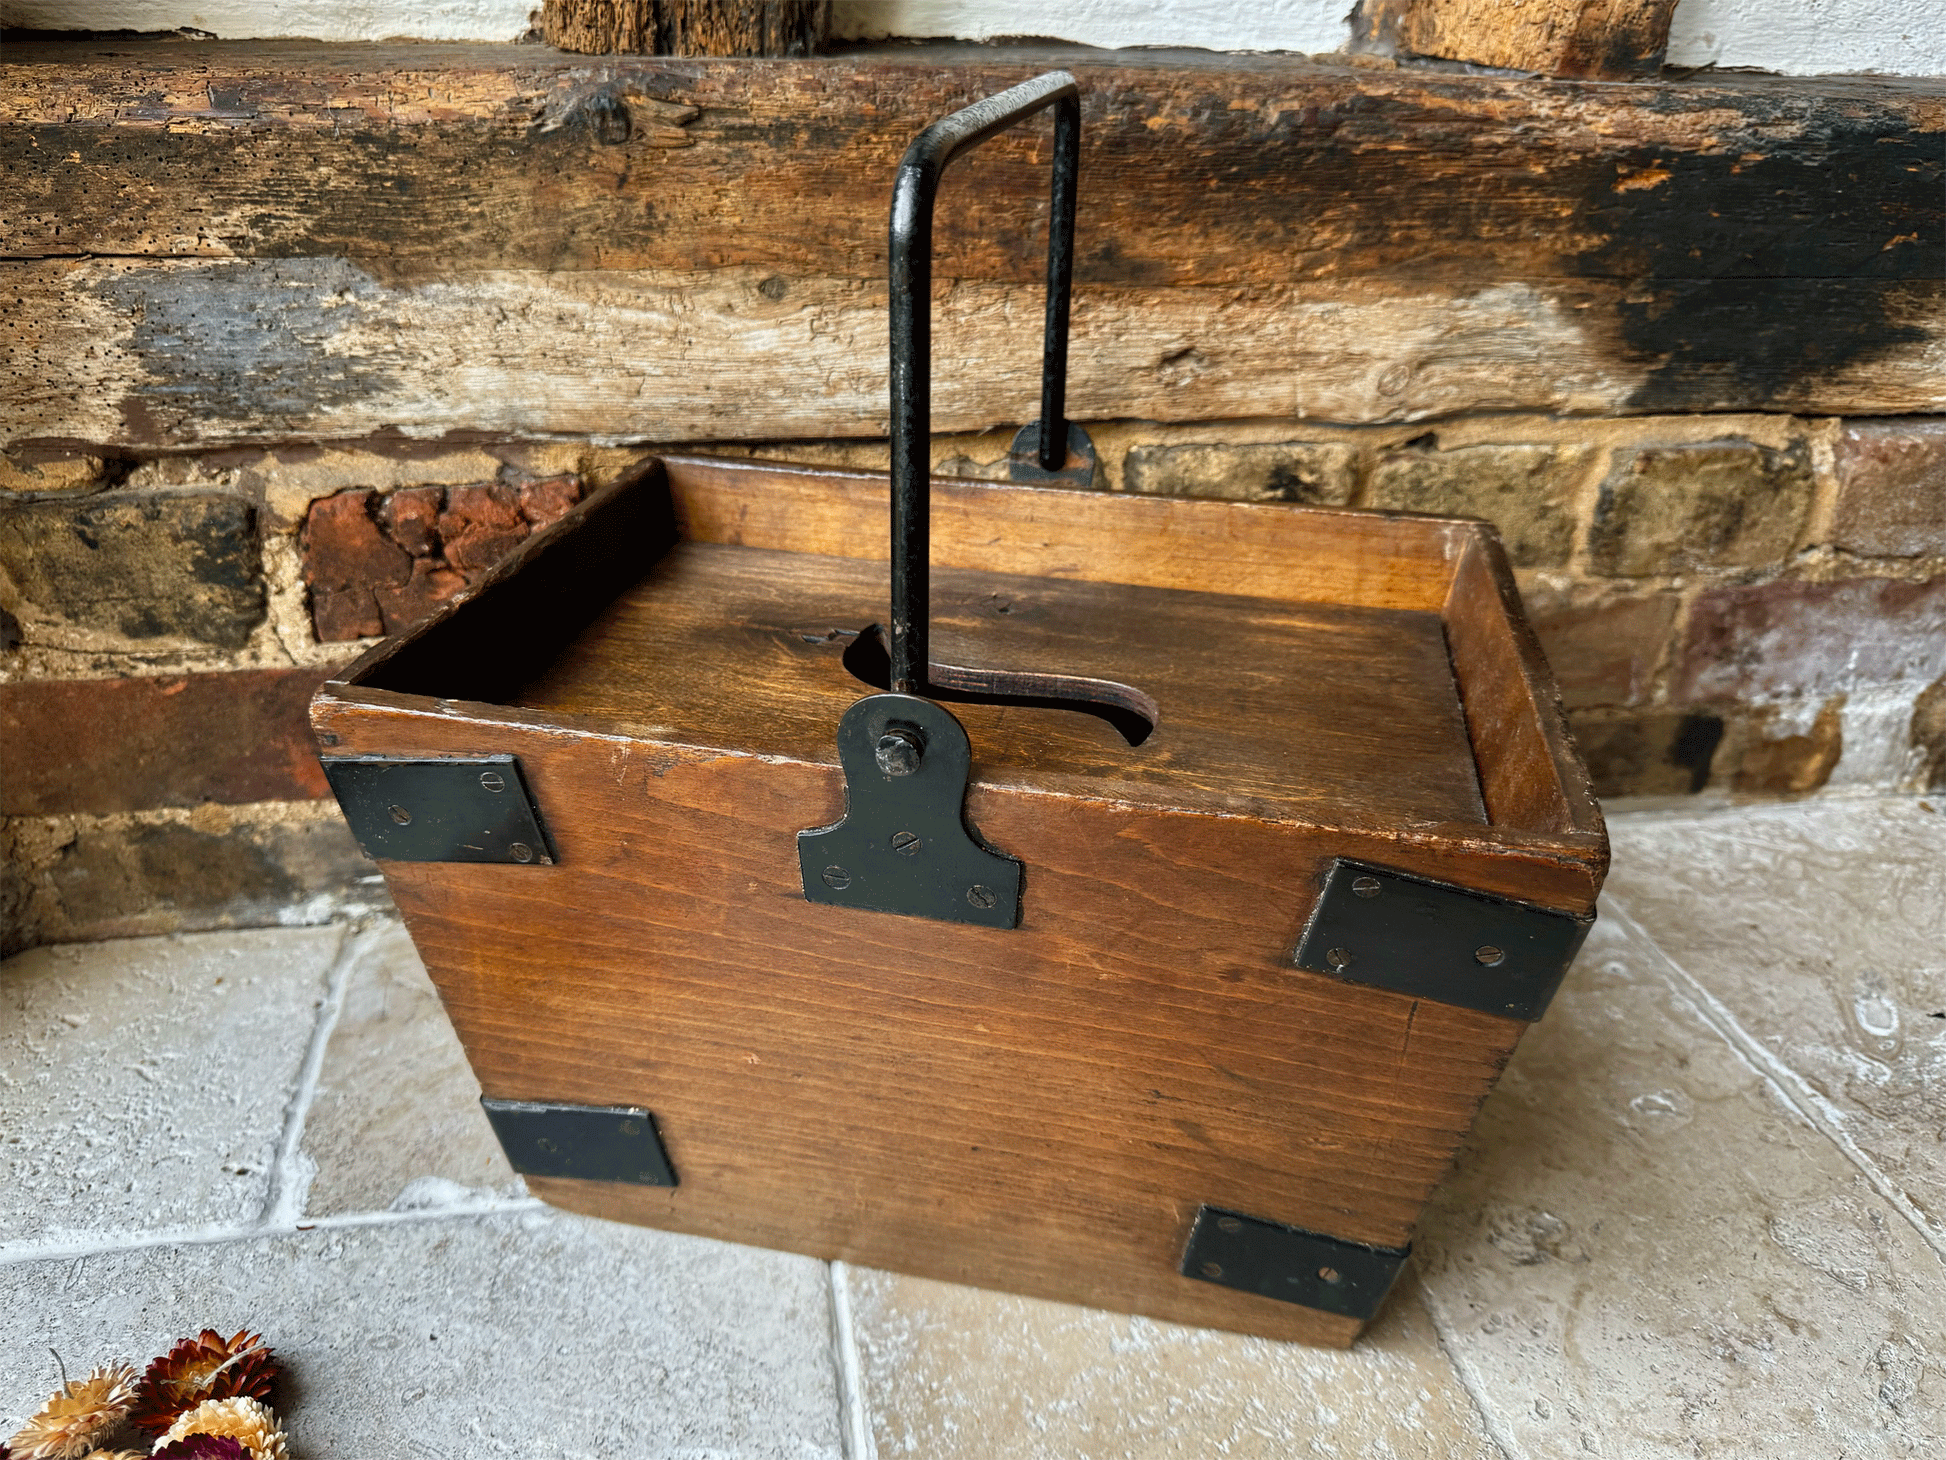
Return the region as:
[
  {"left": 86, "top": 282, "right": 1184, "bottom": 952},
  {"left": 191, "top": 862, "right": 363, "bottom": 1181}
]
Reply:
[
  {"left": 1294, "top": 859, "right": 1595, "bottom": 1021},
  {"left": 323, "top": 755, "right": 554, "bottom": 865},
  {"left": 480, "top": 1099, "right": 677, "bottom": 1187},
  {"left": 1180, "top": 1205, "right": 1409, "bottom": 1321}
]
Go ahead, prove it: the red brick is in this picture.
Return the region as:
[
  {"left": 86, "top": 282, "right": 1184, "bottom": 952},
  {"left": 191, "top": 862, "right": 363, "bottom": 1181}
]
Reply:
[
  {"left": 380, "top": 484, "right": 444, "bottom": 557},
  {"left": 439, "top": 482, "right": 529, "bottom": 574},
  {"left": 372, "top": 558, "right": 468, "bottom": 635},
  {"left": 300, "top": 490, "right": 411, "bottom": 642},
  {"left": 1675, "top": 575, "right": 1946, "bottom": 704},
  {"left": 1527, "top": 592, "right": 1677, "bottom": 709},
  {"left": 518, "top": 474, "right": 582, "bottom": 528},
  {"left": 0, "top": 668, "right": 336, "bottom": 816},
  {"left": 1832, "top": 418, "right": 1946, "bottom": 558}
]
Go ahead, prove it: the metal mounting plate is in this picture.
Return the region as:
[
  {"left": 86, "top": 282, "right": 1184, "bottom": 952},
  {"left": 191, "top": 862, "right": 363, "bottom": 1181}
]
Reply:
[
  {"left": 1180, "top": 1205, "right": 1408, "bottom": 1321},
  {"left": 798, "top": 693, "right": 1022, "bottom": 928},
  {"left": 480, "top": 1099, "right": 677, "bottom": 1187},
  {"left": 1294, "top": 859, "right": 1592, "bottom": 1021},
  {"left": 1008, "top": 419, "right": 1098, "bottom": 487},
  {"left": 323, "top": 755, "right": 553, "bottom": 865}
]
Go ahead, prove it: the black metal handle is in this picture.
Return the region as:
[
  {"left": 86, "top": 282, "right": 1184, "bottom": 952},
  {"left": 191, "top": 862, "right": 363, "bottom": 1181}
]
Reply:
[{"left": 888, "top": 70, "right": 1080, "bottom": 695}]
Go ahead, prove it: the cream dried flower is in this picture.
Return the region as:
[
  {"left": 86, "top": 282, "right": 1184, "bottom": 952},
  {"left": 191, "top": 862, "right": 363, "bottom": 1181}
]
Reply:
[
  {"left": 151, "top": 1399, "right": 286, "bottom": 1460},
  {"left": 8, "top": 1366, "right": 138, "bottom": 1460}
]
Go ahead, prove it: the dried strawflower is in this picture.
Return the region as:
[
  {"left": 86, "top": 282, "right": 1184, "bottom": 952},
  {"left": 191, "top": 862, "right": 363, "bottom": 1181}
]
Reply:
[
  {"left": 129, "top": 1334, "right": 277, "bottom": 1440},
  {"left": 152, "top": 1400, "right": 286, "bottom": 1460},
  {"left": 7, "top": 1364, "right": 137, "bottom": 1460},
  {"left": 149, "top": 1440, "right": 249, "bottom": 1460}
]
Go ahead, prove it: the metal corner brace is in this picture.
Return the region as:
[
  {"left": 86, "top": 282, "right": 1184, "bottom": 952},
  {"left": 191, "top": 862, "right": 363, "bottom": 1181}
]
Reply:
[
  {"left": 323, "top": 755, "right": 554, "bottom": 865},
  {"left": 1294, "top": 859, "right": 1594, "bottom": 1021}
]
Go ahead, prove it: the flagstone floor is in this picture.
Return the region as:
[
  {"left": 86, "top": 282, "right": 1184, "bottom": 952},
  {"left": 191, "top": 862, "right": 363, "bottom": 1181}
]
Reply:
[{"left": 3, "top": 793, "right": 1942, "bottom": 1458}]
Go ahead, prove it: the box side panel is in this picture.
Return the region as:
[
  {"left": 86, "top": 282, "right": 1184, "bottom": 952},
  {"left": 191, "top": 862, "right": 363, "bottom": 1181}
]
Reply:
[
  {"left": 663, "top": 455, "right": 1466, "bottom": 614},
  {"left": 314, "top": 697, "right": 1568, "bottom": 1343},
  {"left": 1443, "top": 531, "right": 1607, "bottom": 848}
]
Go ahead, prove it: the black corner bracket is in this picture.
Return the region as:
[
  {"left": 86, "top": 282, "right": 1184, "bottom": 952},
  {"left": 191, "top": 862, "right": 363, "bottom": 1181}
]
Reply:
[
  {"left": 323, "top": 755, "right": 554, "bottom": 865},
  {"left": 480, "top": 1099, "right": 677, "bottom": 1187},
  {"left": 1294, "top": 859, "right": 1594, "bottom": 1021},
  {"left": 1180, "top": 1205, "right": 1408, "bottom": 1321}
]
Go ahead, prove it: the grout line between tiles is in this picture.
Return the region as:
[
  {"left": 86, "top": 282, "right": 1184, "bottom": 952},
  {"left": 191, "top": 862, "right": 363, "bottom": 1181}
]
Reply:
[
  {"left": 1413, "top": 1282, "right": 1522, "bottom": 1460},
  {"left": 0, "top": 1197, "right": 547, "bottom": 1270},
  {"left": 827, "top": 1260, "right": 878, "bottom": 1460},
  {"left": 1602, "top": 896, "right": 1946, "bottom": 1266},
  {"left": 258, "top": 918, "right": 376, "bottom": 1230}
]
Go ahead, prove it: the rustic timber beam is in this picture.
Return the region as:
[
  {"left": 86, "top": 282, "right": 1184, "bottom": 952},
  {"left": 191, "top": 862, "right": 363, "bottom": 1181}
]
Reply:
[
  {"left": 2, "top": 40, "right": 1940, "bottom": 451},
  {"left": 1358, "top": 0, "right": 1681, "bottom": 79},
  {"left": 540, "top": 0, "right": 828, "bottom": 56}
]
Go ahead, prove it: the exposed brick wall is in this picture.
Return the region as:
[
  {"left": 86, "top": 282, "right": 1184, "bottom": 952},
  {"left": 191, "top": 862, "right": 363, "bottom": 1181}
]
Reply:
[{"left": 2, "top": 417, "right": 1942, "bottom": 952}]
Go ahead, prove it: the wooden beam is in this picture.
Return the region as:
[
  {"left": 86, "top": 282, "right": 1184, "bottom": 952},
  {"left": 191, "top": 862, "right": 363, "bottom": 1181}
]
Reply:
[
  {"left": 540, "top": 0, "right": 828, "bottom": 56},
  {"left": 1360, "top": 0, "right": 1681, "bottom": 79},
  {"left": 1, "top": 41, "right": 1940, "bottom": 450}
]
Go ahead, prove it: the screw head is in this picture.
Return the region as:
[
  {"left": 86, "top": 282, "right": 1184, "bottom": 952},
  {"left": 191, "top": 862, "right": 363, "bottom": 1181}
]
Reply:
[
  {"left": 876, "top": 728, "right": 923, "bottom": 777},
  {"left": 479, "top": 770, "right": 507, "bottom": 793},
  {"left": 1475, "top": 945, "right": 1505, "bottom": 966},
  {"left": 966, "top": 884, "right": 996, "bottom": 910},
  {"left": 1351, "top": 875, "right": 1381, "bottom": 898},
  {"left": 1216, "top": 1216, "right": 1242, "bottom": 1234},
  {"left": 388, "top": 804, "right": 412, "bottom": 825},
  {"left": 508, "top": 842, "right": 536, "bottom": 863},
  {"left": 1326, "top": 947, "right": 1353, "bottom": 970},
  {"left": 1199, "top": 1261, "right": 1224, "bottom": 1280},
  {"left": 821, "top": 865, "right": 852, "bottom": 890},
  {"left": 891, "top": 830, "right": 922, "bottom": 856},
  {"left": 1318, "top": 1265, "right": 1343, "bottom": 1285}
]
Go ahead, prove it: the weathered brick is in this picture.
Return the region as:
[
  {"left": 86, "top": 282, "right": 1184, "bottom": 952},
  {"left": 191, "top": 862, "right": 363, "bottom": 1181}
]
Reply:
[
  {"left": 1567, "top": 707, "right": 1724, "bottom": 799},
  {"left": 0, "top": 447, "right": 111, "bottom": 495},
  {"left": 371, "top": 558, "right": 468, "bottom": 633},
  {"left": 1526, "top": 591, "right": 1677, "bottom": 709},
  {"left": 1367, "top": 443, "right": 1583, "bottom": 567},
  {"left": 1831, "top": 418, "right": 1946, "bottom": 558},
  {"left": 379, "top": 484, "right": 444, "bottom": 557},
  {"left": 6, "top": 807, "right": 380, "bottom": 953},
  {"left": 298, "top": 477, "right": 583, "bottom": 643},
  {"left": 0, "top": 491, "right": 264, "bottom": 649},
  {"left": 518, "top": 473, "right": 582, "bottom": 527},
  {"left": 0, "top": 668, "right": 334, "bottom": 816},
  {"left": 440, "top": 482, "right": 528, "bottom": 573},
  {"left": 1728, "top": 697, "right": 1845, "bottom": 795},
  {"left": 1911, "top": 676, "right": 1946, "bottom": 792},
  {"left": 1675, "top": 575, "right": 1946, "bottom": 704},
  {"left": 1122, "top": 442, "right": 1355, "bottom": 504},
  {"left": 1589, "top": 439, "right": 1812, "bottom": 576},
  {"left": 300, "top": 489, "right": 411, "bottom": 642}
]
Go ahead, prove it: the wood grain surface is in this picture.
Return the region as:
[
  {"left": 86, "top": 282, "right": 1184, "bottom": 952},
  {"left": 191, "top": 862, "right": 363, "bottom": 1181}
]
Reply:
[
  {"left": 5, "top": 40, "right": 1939, "bottom": 448},
  {"left": 311, "top": 456, "right": 1606, "bottom": 1342}
]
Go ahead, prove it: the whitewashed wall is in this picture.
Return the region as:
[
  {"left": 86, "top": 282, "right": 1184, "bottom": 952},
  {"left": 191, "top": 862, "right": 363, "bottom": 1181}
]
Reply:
[{"left": 2, "top": 0, "right": 1942, "bottom": 76}]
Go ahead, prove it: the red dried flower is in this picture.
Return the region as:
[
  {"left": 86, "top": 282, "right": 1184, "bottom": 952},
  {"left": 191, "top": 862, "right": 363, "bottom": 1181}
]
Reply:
[
  {"left": 152, "top": 1438, "right": 251, "bottom": 1460},
  {"left": 129, "top": 1331, "right": 279, "bottom": 1440}
]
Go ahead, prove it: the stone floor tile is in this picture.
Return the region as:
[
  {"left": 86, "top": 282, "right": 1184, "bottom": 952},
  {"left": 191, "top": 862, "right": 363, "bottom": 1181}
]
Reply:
[
  {"left": 1416, "top": 915, "right": 1946, "bottom": 1459},
  {"left": 299, "top": 920, "right": 519, "bottom": 1218},
  {"left": 844, "top": 1264, "right": 1499, "bottom": 1460},
  {"left": 0, "top": 1207, "right": 842, "bottom": 1459},
  {"left": 1603, "top": 796, "right": 1946, "bottom": 1246},
  {"left": 0, "top": 925, "right": 344, "bottom": 1254}
]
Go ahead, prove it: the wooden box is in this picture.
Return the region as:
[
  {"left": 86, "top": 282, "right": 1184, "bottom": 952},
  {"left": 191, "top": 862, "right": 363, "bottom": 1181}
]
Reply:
[{"left": 312, "top": 450, "right": 1606, "bottom": 1348}]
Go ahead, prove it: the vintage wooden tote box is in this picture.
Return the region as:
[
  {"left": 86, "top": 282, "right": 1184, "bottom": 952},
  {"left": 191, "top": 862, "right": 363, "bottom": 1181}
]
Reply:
[{"left": 312, "top": 73, "right": 1607, "bottom": 1347}]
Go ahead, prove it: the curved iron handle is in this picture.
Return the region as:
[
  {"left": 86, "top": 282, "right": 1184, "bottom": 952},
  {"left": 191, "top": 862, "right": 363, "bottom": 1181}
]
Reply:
[{"left": 887, "top": 70, "right": 1080, "bottom": 695}]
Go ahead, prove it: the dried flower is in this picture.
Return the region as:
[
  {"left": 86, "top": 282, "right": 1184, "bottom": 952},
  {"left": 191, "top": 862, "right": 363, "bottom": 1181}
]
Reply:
[
  {"left": 152, "top": 1400, "right": 286, "bottom": 1460},
  {"left": 7, "top": 1365, "right": 137, "bottom": 1460},
  {"left": 150, "top": 1441, "right": 250, "bottom": 1460},
  {"left": 129, "top": 1335, "right": 277, "bottom": 1440}
]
